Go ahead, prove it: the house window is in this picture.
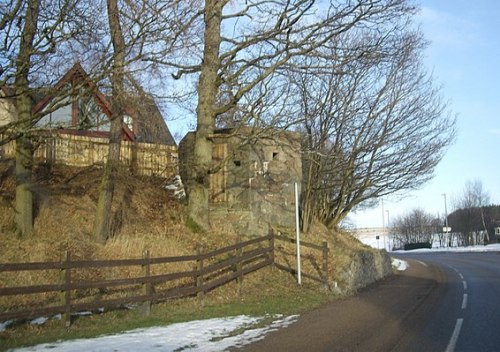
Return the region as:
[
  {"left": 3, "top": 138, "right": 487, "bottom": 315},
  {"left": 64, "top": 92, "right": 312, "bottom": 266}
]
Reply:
[
  {"left": 77, "top": 96, "right": 108, "bottom": 131},
  {"left": 124, "top": 114, "right": 133, "bottom": 131}
]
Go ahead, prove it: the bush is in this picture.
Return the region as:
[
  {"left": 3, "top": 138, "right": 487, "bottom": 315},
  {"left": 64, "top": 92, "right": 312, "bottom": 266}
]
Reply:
[{"left": 403, "top": 242, "right": 432, "bottom": 251}]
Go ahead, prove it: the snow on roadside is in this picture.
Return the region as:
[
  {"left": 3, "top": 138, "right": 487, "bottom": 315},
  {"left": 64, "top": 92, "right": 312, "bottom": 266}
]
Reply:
[
  {"left": 11, "top": 314, "right": 298, "bottom": 352},
  {"left": 391, "top": 258, "right": 408, "bottom": 271},
  {"left": 389, "top": 244, "right": 500, "bottom": 272},
  {"left": 391, "top": 243, "right": 500, "bottom": 253}
]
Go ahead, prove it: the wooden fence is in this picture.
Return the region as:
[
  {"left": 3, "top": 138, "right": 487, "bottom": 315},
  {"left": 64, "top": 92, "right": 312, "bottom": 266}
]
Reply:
[
  {"left": 0, "top": 132, "right": 178, "bottom": 178},
  {"left": 274, "top": 234, "right": 330, "bottom": 288},
  {"left": 0, "top": 232, "right": 329, "bottom": 326}
]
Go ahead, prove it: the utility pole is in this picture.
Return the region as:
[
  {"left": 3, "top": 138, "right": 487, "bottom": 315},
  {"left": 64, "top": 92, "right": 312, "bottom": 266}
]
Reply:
[{"left": 442, "top": 193, "right": 450, "bottom": 246}]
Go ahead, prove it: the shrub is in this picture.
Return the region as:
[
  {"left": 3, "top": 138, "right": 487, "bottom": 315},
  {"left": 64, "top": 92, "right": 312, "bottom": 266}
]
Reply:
[{"left": 403, "top": 242, "right": 432, "bottom": 251}]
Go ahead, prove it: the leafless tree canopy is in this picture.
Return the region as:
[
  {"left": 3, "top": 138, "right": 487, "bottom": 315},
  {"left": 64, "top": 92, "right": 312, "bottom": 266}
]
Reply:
[
  {"left": 169, "top": 0, "right": 430, "bottom": 230},
  {"left": 295, "top": 23, "right": 456, "bottom": 230},
  {"left": 390, "top": 208, "right": 440, "bottom": 249},
  {"left": 449, "top": 180, "right": 492, "bottom": 245},
  {"left": 0, "top": 0, "right": 102, "bottom": 142},
  {"left": 1, "top": 0, "right": 457, "bottom": 236}
]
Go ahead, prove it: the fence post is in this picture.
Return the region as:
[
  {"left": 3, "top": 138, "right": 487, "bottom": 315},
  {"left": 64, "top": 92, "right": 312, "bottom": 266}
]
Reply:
[
  {"left": 236, "top": 236, "right": 243, "bottom": 296},
  {"left": 61, "top": 250, "right": 71, "bottom": 327},
  {"left": 269, "top": 228, "right": 275, "bottom": 268},
  {"left": 196, "top": 247, "right": 204, "bottom": 302},
  {"left": 322, "top": 241, "right": 330, "bottom": 290},
  {"left": 141, "top": 250, "right": 152, "bottom": 316}
]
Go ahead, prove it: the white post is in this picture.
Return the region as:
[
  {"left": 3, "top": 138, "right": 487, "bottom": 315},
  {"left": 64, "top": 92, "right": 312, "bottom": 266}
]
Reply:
[
  {"left": 295, "top": 182, "right": 302, "bottom": 285},
  {"left": 385, "top": 209, "right": 389, "bottom": 251},
  {"left": 381, "top": 200, "right": 385, "bottom": 251}
]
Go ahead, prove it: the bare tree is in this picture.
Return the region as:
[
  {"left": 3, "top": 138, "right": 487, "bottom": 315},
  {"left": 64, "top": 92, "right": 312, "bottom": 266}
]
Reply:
[
  {"left": 87, "top": 0, "right": 202, "bottom": 241},
  {"left": 92, "top": 0, "right": 126, "bottom": 243},
  {"left": 1, "top": 0, "right": 197, "bottom": 239},
  {"left": 390, "top": 208, "right": 439, "bottom": 249},
  {"left": 0, "top": 0, "right": 102, "bottom": 236},
  {"left": 169, "top": 0, "right": 417, "bottom": 231},
  {"left": 451, "top": 179, "right": 491, "bottom": 245},
  {"left": 295, "top": 26, "right": 456, "bottom": 231},
  {"left": 10, "top": 0, "right": 40, "bottom": 237}
]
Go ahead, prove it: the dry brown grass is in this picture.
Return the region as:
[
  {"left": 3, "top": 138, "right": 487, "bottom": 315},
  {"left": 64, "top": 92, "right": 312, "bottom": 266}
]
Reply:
[
  {"left": 0, "top": 160, "right": 380, "bottom": 311},
  {"left": 273, "top": 221, "right": 386, "bottom": 293},
  {"left": 0, "top": 161, "right": 201, "bottom": 309}
]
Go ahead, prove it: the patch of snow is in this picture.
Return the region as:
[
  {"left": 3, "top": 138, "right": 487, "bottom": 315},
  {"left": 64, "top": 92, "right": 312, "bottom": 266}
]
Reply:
[
  {"left": 0, "top": 320, "right": 13, "bottom": 332},
  {"left": 392, "top": 258, "right": 409, "bottom": 271},
  {"left": 392, "top": 243, "right": 500, "bottom": 253},
  {"left": 74, "top": 311, "right": 93, "bottom": 317},
  {"left": 11, "top": 314, "right": 298, "bottom": 352},
  {"left": 163, "top": 175, "right": 186, "bottom": 199},
  {"left": 30, "top": 317, "right": 49, "bottom": 326}
]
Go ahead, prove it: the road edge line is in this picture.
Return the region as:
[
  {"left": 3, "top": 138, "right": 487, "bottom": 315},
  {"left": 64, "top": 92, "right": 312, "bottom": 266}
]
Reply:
[{"left": 445, "top": 318, "right": 463, "bottom": 352}]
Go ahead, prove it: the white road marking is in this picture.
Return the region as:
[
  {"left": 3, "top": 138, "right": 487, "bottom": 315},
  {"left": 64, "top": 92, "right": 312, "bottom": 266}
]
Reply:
[
  {"left": 462, "top": 281, "right": 467, "bottom": 290},
  {"left": 416, "top": 260, "right": 428, "bottom": 267},
  {"left": 445, "top": 318, "right": 464, "bottom": 352},
  {"left": 462, "top": 294, "right": 468, "bottom": 309},
  {"left": 458, "top": 273, "right": 464, "bottom": 279}
]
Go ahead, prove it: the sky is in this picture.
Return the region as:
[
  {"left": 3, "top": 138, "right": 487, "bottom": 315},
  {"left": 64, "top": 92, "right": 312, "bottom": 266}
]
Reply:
[{"left": 349, "top": 0, "right": 500, "bottom": 228}]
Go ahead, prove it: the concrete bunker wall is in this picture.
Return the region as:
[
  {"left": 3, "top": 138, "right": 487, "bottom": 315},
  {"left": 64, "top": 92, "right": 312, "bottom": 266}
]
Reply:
[{"left": 179, "top": 128, "right": 302, "bottom": 235}]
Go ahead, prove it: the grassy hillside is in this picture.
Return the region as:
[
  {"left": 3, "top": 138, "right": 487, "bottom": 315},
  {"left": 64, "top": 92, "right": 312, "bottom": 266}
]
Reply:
[
  {"left": 0, "top": 160, "right": 392, "bottom": 348},
  {"left": 0, "top": 159, "right": 392, "bottom": 289}
]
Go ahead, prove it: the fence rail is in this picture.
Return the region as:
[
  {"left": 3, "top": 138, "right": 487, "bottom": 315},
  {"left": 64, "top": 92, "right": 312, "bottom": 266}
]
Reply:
[
  {"left": 274, "top": 234, "right": 330, "bottom": 287},
  {"left": 0, "top": 231, "right": 329, "bottom": 326}
]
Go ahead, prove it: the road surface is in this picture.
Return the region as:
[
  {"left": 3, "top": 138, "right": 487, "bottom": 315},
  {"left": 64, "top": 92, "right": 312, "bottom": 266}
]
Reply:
[
  {"left": 400, "top": 252, "right": 500, "bottom": 352},
  {"left": 237, "top": 252, "right": 500, "bottom": 352}
]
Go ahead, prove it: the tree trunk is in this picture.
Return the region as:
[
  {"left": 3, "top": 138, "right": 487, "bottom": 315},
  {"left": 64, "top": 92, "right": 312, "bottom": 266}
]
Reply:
[
  {"left": 93, "top": 0, "right": 125, "bottom": 243},
  {"left": 480, "top": 208, "right": 490, "bottom": 243},
  {"left": 13, "top": 0, "right": 40, "bottom": 236},
  {"left": 14, "top": 131, "right": 33, "bottom": 236},
  {"left": 187, "top": 0, "right": 223, "bottom": 231}
]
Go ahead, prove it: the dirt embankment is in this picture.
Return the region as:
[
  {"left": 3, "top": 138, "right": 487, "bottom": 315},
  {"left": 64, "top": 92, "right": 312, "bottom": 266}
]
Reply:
[{"left": 0, "top": 161, "right": 392, "bottom": 296}]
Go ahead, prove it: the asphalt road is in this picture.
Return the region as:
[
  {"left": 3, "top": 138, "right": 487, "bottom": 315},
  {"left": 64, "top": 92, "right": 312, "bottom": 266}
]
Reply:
[
  {"left": 237, "top": 252, "right": 500, "bottom": 352},
  {"left": 400, "top": 252, "right": 500, "bottom": 352}
]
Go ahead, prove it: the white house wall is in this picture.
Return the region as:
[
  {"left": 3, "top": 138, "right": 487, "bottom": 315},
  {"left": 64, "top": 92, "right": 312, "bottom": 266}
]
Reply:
[{"left": 0, "top": 95, "right": 16, "bottom": 127}]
